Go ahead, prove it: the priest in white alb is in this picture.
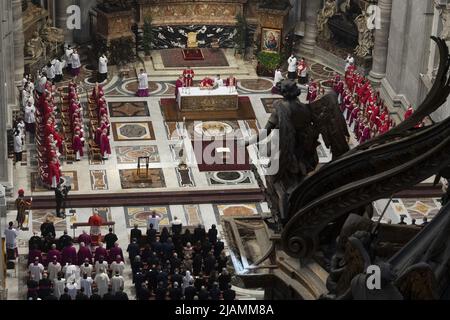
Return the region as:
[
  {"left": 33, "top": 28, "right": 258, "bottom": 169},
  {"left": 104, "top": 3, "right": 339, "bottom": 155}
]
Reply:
[
  {"left": 98, "top": 54, "right": 108, "bottom": 83},
  {"left": 136, "top": 68, "right": 149, "bottom": 97}
]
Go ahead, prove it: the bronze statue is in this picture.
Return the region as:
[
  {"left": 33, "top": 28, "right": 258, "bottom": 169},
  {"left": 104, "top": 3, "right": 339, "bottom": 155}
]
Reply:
[{"left": 246, "top": 79, "right": 349, "bottom": 222}]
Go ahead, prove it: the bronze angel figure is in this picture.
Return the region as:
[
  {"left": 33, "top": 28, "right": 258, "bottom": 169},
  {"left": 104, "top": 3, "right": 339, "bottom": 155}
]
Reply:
[{"left": 245, "top": 79, "right": 350, "bottom": 223}]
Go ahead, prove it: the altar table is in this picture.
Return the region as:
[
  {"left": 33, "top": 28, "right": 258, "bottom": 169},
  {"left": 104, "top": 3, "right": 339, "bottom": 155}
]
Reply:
[{"left": 177, "top": 87, "right": 239, "bottom": 111}]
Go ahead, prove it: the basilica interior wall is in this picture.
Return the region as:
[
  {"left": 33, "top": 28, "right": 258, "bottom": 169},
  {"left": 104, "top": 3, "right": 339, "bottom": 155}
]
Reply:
[{"left": 382, "top": 0, "right": 433, "bottom": 111}]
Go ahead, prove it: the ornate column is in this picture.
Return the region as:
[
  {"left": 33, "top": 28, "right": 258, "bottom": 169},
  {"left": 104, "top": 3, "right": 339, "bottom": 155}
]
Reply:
[
  {"left": 369, "top": 0, "right": 393, "bottom": 82},
  {"left": 74, "top": 0, "right": 96, "bottom": 44},
  {"left": 298, "top": 0, "right": 321, "bottom": 55},
  {"left": 13, "top": 0, "right": 25, "bottom": 85},
  {"left": 55, "top": 0, "right": 75, "bottom": 44}
]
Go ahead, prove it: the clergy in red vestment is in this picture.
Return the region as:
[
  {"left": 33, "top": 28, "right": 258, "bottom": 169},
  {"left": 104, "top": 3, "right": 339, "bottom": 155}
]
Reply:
[
  {"left": 73, "top": 131, "right": 83, "bottom": 161},
  {"left": 225, "top": 75, "right": 238, "bottom": 93},
  {"left": 49, "top": 158, "right": 61, "bottom": 189},
  {"left": 175, "top": 75, "right": 184, "bottom": 99},
  {"left": 404, "top": 105, "right": 414, "bottom": 120},
  {"left": 88, "top": 212, "right": 104, "bottom": 247},
  {"left": 200, "top": 77, "right": 214, "bottom": 88},
  {"left": 100, "top": 129, "right": 111, "bottom": 160},
  {"left": 183, "top": 66, "right": 195, "bottom": 87},
  {"left": 306, "top": 80, "right": 318, "bottom": 104}
]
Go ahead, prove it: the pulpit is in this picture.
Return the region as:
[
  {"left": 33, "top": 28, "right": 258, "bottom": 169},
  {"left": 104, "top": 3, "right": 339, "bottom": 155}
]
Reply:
[{"left": 187, "top": 32, "right": 199, "bottom": 48}]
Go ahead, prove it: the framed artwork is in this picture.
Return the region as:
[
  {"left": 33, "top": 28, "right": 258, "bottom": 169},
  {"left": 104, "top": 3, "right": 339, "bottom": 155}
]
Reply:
[{"left": 261, "top": 28, "right": 282, "bottom": 53}]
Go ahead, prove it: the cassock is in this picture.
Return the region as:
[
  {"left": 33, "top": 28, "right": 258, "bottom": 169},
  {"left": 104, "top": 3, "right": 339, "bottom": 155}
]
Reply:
[
  {"left": 47, "top": 249, "right": 61, "bottom": 263},
  {"left": 77, "top": 247, "right": 92, "bottom": 265},
  {"left": 175, "top": 78, "right": 184, "bottom": 99},
  {"left": 94, "top": 246, "right": 108, "bottom": 262},
  {"left": 73, "top": 134, "right": 83, "bottom": 160},
  {"left": 137, "top": 72, "right": 149, "bottom": 97},
  {"left": 48, "top": 161, "right": 61, "bottom": 188},
  {"left": 78, "top": 233, "right": 92, "bottom": 247},
  {"left": 88, "top": 214, "right": 104, "bottom": 245},
  {"left": 200, "top": 77, "right": 214, "bottom": 87},
  {"left": 108, "top": 246, "right": 124, "bottom": 264},
  {"left": 307, "top": 83, "right": 318, "bottom": 103},
  {"left": 183, "top": 68, "right": 195, "bottom": 87},
  {"left": 100, "top": 133, "right": 111, "bottom": 159},
  {"left": 61, "top": 245, "right": 78, "bottom": 265},
  {"left": 404, "top": 107, "right": 413, "bottom": 120}
]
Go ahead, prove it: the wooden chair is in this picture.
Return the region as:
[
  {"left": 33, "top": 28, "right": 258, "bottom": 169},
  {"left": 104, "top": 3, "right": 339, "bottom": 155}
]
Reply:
[{"left": 64, "top": 143, "right": 76, "bottom": 161}]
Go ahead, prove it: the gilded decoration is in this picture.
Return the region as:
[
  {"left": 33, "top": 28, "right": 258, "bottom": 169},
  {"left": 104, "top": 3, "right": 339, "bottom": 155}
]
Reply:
[
  {"left": 141, "top": 3, "right": 243, "bottom": 26},
  {"left": 180, "top": 95, "right": 239, "bottom": 112}
]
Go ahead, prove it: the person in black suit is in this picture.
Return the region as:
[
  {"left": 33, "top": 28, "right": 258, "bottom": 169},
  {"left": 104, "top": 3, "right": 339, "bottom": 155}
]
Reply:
[
  {"left": 184, "top": 281, "right": 196, "bottom": 300},
  {"left": 137, "top": 283, "right": 150, "bottom": 300},
  {"left": 155, "top": 281, "right": 167, "bottom": 300},
  {"left": 115, "top": 287, "right": 129, "bottom": 300},
  {"left": 127, "top": 238, "right": 140, "bottom": 263},
  {"left": 169, "top": 282, "right": 182, "bottom": 300},
  {"left": 58, "top": 231, "right": 72, "bottom": 250},
  {"left": 104, "top": 228, "right": 118, "bottom": 250},
  {"left": 207, "top": 224, "right": 218, "bottom": 244},
  {"left": 209, "top": 282, "right": 221, "bottom": 300},
  {"left": 102, "top": 287, "right": 115, "bottom": 300},
  {"left": 40, "top": 217, "right": 56, "bottom": 239},
  {"left": 214, "top": 237, "right": 225, "bottom": 258},
  {"left": 130, "top": 224, "right": 142, "bottom": 244},
  {"left": 147, "top": 224, "right": 157, "bottom": 244},
  {"left": 59, "top": 288, "right": 72, "bottom": 301},
  {"left": 223, "top": 284, "right": 236, "bottom": 301},
  {"left": 90, "top": 288, "right": 102, "bottom": 300},
  {"left": 76, "top": 287, "right": 89, "bottom": 300},
  {"left": 193, "top": 224, "right": 206, "bottom": 243}
]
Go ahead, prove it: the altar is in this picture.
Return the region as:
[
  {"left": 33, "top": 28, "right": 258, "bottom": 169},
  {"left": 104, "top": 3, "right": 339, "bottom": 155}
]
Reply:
[{"left": 177, "top": 87, "right": 239, "bottom": 111}]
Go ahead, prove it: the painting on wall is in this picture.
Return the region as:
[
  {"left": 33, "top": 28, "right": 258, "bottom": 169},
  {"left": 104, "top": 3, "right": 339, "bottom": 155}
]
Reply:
[{"left": 261, "top": 28, "right": 281, "bottom": 53}]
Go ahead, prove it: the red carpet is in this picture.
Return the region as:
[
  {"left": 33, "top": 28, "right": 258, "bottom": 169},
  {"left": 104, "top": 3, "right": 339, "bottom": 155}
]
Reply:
[
  {"left": 192, "top": 140, "right": 251, "bottom": 172},
  {"left": 161, "top": 48, "right": 229, "bottom": 68},
  {"left": 182, "top": 49, "right": 204, "bottom": 61}
]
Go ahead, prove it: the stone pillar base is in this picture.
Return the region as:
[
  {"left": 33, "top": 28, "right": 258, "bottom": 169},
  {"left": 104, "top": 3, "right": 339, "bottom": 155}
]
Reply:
[{"left": 368, "top": 70, "right": 386, "bottom": 83}]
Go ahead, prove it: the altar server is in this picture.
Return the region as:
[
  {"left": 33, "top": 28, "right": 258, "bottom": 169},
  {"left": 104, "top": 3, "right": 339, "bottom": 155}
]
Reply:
[
  {"left": 98, "top": 54, "right": 108, "bottom": 83},
  {"left": 136, "top": 69, "right": 149, "bottom": 97}
]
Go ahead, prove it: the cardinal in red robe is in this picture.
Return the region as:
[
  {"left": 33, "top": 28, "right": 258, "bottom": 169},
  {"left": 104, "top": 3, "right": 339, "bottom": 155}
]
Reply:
[
  {"left": 100, "top": 129, "right": 111, "bottom": 160},
  {"left": 183, "top": 67, "right": 195, "bottom": 87},
  {"left": 48, "top": 158, "right": 61, "bottom": 189},
  {"left": 73, "top": 132, "right": 83, "bottom": 161}
]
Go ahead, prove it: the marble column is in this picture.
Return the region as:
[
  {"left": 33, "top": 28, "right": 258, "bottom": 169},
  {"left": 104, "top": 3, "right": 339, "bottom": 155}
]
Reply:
[
  {"left": 13, "top": 0, "right": 25, "bottom": 85},
  {"left": 55, "top": 0, "right": 75, "bottom": 45},
  {"left": 369, "top": 0, "right": 393, "bottom": 82},
  {"left": 74, "top": 0, "right": 96, "bottom": 44},
  {"left": 298, "top": 0, "right": 321, "bottom": 55},
  {"left": 0, "top": 1, "right": 13, "bottom": 190}
]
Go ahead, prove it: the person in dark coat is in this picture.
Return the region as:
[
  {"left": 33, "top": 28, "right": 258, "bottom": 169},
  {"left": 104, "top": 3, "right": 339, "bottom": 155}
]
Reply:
[
  {"left": 146, "top": 224, "right": 157, "bottom": 244},
  {"left": 193, "top": 224, "right": 206, "bottom": 243},
  {"left": 184, "top": 281, "right": 196, "bottom": 300},
  {"left": 102, "top": 287, "right": 115, "bottom": 300},
  {"left": 59, "top": 288, "right": 72, "bottom": 300},
  {"left": 40, "top": 217, "right": 56, "bottom": 239},
  {"left": 214, "top": 237, "right": 225, "bottom": 258},
  {"left": 29, "top": 233, "right": 43, "bottom": 251},
  {"left": 204, "top": 253, "right": 217, "bottom": 274},
  {"left": 160, "top": 227, "right": 170, "bottom": 243},
  {"left": 171, "top": 269, "right": 183, "bottom": 287},
  {"left": 198, "top": 286, "right": 210, "bottom": 300},
  {"left": 169, "top": 282, "right": 183, "bottom": 300},
  {"left": 130, "top": 224, "right": 142, "bottom": 244},
  {"left": 217, "top": 251, "right": 228, "bottom": 271},
  {"left": 209, "top": 282, "right": 221, "bottom": 300},
  {"left": 223, "top": 284, "right": 236, "bottom": 301},
  {"left": 58, "top": 231, "right": 72, "bottom": 250},
  {"left": 104, "top": 228, "right": 118, "bottom": 250},
  {"left": 115, "top": 287, "right": 129, "bottom": 300},
  {"left": 38, "top": 273, "right": 52, "bottom": 299},
  {"left": 207, "top": 224, "right": 218, "bottom": 244},
  {"left": 90, "top": 288, "right": 102, "bottom": 300},
  {"left": 76, "top": 287, "right": 89, "bottom": 300},
  {"left": 218, "top": 269, "right": 231, "bottom": 291},
  {"left": 182, "top": 229, "right": 193, "bottom": 246},
  {"left": 155, "top": 282, "right": 167, "bottom": 300},
  {"left": 193, "top": 254, "right": 203, "bottom": 276},
  {"left": 137, "top": 283, "right": 151, "bottom": 300},
  {"left": 127, "top": 238, "right": 140, "bottom": 263}
]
